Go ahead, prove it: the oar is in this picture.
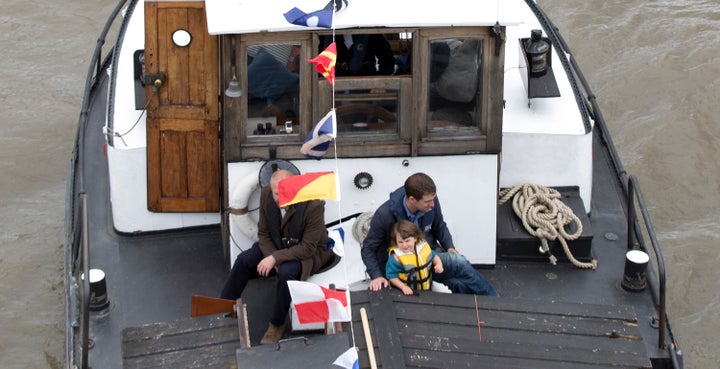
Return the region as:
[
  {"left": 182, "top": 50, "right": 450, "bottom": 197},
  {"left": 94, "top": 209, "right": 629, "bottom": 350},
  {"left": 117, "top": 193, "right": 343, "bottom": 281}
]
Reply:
[{"left": 190, "top": 295, "right": 236, "bottom": 317}]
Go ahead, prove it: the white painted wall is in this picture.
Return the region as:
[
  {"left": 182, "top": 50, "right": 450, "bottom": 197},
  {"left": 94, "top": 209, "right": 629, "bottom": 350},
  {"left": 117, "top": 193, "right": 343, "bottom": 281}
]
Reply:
[{"left": 227, "top": 155, "right": 499, "bottom": 269}]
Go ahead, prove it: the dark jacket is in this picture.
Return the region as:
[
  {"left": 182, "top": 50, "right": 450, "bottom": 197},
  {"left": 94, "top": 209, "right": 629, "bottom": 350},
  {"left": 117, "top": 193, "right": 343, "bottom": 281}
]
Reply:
[
  {"left": 257, "top": 186, "right": 332, "bottom": 281},
  {"left": 322, "top": 34, "right": 396, "bottom": 76},
  {"left": 361, "top": 186, "right": 455, "bottom": 280}
]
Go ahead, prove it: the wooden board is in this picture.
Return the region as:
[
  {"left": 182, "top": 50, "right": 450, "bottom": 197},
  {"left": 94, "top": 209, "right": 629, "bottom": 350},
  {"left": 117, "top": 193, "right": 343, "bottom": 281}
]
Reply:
[
  {"left": 122, "top": 315, "right": 239, "bottom": 369},
  {"left": 346, "top": 289, "right": 651, "bottom": 369},
  {"left": 121, "top": 289, "right": 651, "bottom": 369}
]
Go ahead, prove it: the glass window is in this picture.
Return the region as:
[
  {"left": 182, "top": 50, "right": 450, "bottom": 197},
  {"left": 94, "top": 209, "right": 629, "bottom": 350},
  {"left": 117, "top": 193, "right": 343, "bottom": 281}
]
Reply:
[
  {"left": 334, "top": 88, "right": 399, "bottom": 134},
  {"left": 318, "top": 32, "right": 412, "bottom": 77},
  {"left": 427, "top": 38, "right": 483, "bottom": 134},
  {"left": 246, "top": 43, "right": 301, "bottom": 136}
]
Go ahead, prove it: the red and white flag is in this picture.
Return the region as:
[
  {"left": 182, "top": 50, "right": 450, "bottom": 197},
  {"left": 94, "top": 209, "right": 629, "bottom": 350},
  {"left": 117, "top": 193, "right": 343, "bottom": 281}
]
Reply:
[{"left": 287, "top": 281, "right": 350, "bottom": 324}]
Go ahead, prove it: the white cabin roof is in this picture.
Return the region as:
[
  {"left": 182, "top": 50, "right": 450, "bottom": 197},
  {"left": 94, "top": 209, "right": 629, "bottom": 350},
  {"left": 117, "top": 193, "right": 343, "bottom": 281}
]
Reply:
[{"left": 205, "top": 0, "right": 524, "bottom": 35}]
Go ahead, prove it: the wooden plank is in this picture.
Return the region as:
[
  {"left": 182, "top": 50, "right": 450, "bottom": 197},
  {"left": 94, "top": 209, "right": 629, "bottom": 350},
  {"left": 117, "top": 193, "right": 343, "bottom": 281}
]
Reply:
[
  {"left": 122, "top": 315, "right": 241, "bottom": 368},
  {"left": 368, "top": 289, "right": 406, "bottom": 369},
  {"left": 190, "top": 295, "right": 235, "bottom": 317},
  {"left": 346, "top": 290, "right": 651, "bottom": 369},
  {"left": 122, "top": 316, "right": 240, "bottom": 368},
  {"left": 122, "top": 317, "right": 239, "bottom": 359},
  {"left": 395, "top": 301, "right": 642, "bottom": 338},
  {"left": 124, "top": 341, "right": 238, "bottom": 369},
  {"left": 400, "top": 322, "right": 649, "bottom": 367},
  {"left": 392, "top": 292, "right": 638, "bottom": 322},
  {"left": 402, "top": 348, "right": 627, "bottom": 369},
  {"left": 122, "top": 314, "right": 236, "bottom": 341}
]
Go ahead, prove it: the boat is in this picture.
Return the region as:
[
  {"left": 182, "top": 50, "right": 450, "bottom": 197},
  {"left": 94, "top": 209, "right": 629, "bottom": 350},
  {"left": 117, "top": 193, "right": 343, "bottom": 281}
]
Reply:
[{"left": 64, "top": 0, "right": 685, "bottom": 368}]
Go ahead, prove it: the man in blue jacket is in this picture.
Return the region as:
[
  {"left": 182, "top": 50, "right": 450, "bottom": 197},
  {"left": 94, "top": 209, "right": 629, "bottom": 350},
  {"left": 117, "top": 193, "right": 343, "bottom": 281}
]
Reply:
[{"left": 361, "top": 172, "right": 498, "bottom": 296}]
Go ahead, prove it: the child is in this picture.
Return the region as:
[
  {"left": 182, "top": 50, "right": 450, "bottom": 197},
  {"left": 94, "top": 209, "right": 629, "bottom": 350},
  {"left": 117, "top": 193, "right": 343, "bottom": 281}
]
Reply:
[{"left": 386, "top": 220, "right": 444, "bottom": 295}]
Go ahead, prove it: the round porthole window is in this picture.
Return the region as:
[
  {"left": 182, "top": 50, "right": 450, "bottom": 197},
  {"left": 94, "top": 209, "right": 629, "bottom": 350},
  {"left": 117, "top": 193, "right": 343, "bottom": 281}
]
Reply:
[{"left": 172, "top": 29, "right": 192, "bottom": 47}]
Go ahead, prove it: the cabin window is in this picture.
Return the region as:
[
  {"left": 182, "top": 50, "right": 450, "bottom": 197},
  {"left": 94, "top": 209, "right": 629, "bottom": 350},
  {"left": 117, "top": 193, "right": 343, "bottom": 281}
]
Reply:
[
  {"left": 316, "top": 32, "right": 413, "bottom": 152},
  {"left": 246, "top": 43, "right": 302, "bottom": 137},
  {"left": 319, "top": 76, "right": 410, "bottom": 141},
  {"left": 426, "top": 38, "right": 484, "bottom": 135},
  {"left": 334, "top": 87, "right": 399, "bottom": 134},
  {"left": 320, "top": 32, "right": 408, "bottom": 77},
  {"left": 224, "top": 27, "right": 503, "bottom": 162}
]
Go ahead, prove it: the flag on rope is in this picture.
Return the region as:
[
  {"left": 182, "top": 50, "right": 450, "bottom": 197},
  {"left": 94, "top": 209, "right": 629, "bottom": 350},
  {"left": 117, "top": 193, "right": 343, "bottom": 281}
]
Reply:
[
  {"left": 333, "top": 347, "right": 359, "bottom": 369},
  {"left": 287, "top": 281, "right": 351, "bottom": 324},
  {"left": 309, "top": 42, "right": 337, "bottom": 85},
  {"left": 277, "top": 171, "right": 339, "bottom": 207},
  {"left": 327, "top": 227, "right": 345, "bottom": 256},
  {"left": 284, "top": 0, "right": 349, "bottom": 28},
  {"left": 283, "top": 6, "right": 333, "bottom": 28},
  {"left": 301, "top": 110, "right": 336, "bottom": 159}
]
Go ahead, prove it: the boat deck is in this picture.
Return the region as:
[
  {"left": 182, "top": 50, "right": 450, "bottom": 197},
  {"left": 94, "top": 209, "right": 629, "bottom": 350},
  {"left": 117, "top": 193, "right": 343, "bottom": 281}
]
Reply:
[
  {"left": 76, "top": 63, "right": 670, "bottom": 369},
  {"left": 120, "top": 288, "right": 651, "bottom": 368}
]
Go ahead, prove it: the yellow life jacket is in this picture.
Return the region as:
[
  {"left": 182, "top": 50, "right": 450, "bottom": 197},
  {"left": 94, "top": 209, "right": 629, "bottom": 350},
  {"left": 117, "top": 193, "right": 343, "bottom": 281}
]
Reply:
[{"left": 388, "top": 241, "right": 434, "bottom": 291}]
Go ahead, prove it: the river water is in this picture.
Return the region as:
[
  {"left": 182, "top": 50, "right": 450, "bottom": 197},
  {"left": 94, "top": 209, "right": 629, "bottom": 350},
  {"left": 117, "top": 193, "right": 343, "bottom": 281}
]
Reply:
[{"left": 0, "top": 0, "right": 717, "bottom": 368}]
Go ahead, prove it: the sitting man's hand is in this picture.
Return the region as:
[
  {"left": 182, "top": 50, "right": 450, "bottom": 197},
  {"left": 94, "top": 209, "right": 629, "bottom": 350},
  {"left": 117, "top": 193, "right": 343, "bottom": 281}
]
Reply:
[
  {"left": 257, "top": 255, "right": 276, "bottom": 277},
  {"left": 369, "top": 277, "right": 389, "bottom": 291}
]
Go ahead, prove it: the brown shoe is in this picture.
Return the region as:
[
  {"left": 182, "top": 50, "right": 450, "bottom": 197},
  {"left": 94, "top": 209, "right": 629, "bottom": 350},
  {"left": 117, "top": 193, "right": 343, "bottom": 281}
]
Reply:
[{"left": 260, "top": 323, "right": 285, "bottom": 345}]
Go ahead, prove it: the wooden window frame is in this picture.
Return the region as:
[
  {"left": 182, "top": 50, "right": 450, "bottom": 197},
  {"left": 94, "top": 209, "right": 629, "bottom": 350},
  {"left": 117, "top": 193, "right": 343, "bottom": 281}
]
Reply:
[
  {"left": 414, "top": 27, "right": 504, "bottom": 155},
  {"left": 223, "top": 27, "right": 504, "bottom": 162},
  {"left": 235, "top": 33, "right": 313, "bottom": 160},
  {"left": 317, "top": 76, "right": 412, "bottom": 158}
]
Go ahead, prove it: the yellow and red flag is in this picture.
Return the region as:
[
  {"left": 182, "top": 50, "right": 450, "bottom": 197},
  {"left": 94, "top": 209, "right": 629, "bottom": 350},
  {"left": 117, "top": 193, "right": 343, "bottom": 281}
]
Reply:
[
  {"left": 309, "top": 42, "right": 337, "bottom": 85},
  {"left": 278, "top": 171, "right": 339, "bottom": 207}
]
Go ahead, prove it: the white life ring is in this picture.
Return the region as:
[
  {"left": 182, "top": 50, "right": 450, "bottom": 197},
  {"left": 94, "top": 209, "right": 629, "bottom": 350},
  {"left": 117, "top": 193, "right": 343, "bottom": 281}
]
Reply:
[{"left": 229, "top": 173, "right": 260, "bottom": 242}]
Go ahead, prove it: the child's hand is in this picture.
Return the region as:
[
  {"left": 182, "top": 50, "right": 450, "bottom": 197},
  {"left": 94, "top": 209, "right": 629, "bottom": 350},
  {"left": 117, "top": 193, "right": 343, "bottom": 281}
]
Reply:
[
  {"left": 434, "top": 264, "right": 443, "bottom": 274},
  {"left": 401, "top": 286, "right": 414, "bottom": 295}
]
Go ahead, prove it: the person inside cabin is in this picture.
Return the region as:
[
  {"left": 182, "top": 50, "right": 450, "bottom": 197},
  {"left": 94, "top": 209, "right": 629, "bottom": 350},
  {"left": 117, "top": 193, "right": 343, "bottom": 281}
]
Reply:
[
  {"left": 361, "top": 172, "right": 498, "bottom": 296},
  {"left": 386, "top": 220, "right": 444, "bottom": 295},
  {"left": 320, "top": 34, "right": 399, "bottom": 130},
  {"left": 321, "top": 34, "right": 397, "bottom": 76},
  {"left": 246, "top": 44, "right": 301, "bottom": 120},
  {"left": 219, "top": 169, "right": 333, "bottom": 345}
]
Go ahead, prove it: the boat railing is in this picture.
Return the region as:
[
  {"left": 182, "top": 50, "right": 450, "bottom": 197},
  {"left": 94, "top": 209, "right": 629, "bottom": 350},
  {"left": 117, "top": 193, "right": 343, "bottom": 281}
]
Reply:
[
  {"left": 64, "top": 1, "right": 130, "bottom": 368},
  {"left": 79, "top": 195, "right": 92, "bottom": 369},
  {"left": 627, "top": 175, "right": 683, "bottom": 368}
]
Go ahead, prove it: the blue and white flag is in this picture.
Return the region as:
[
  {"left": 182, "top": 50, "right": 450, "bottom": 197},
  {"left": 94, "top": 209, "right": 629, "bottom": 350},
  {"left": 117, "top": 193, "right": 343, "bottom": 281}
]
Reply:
[
  {"left": 327, "top": 227, "right": 345, "bottom": 256},
  {"left": 333, "top": 347, "right": 359, "bottom": 369},
  {"left": 283, "top": 7, "right": 333, "bottom": 28},
  {"left": 301, "top": 110, "right": 336, "bottom": 159},
  {"left": 284, "top": 0, "right": 348, "bottom": 28}
]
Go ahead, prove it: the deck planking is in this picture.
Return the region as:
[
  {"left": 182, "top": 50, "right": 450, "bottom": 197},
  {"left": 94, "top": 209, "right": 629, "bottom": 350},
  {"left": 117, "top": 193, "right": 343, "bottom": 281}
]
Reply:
[
  {"left": 120, "top": 288, "right": 651, "bottom": 369},
  {"left": 347, "top": 289, "right": 651, "bottom": 369},
  {"left": 122, "top": 315, "right": 239, "bottom": 369}
]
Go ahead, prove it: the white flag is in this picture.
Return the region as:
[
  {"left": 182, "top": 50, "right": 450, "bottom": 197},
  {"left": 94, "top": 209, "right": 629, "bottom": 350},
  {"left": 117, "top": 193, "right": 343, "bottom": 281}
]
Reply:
[
  {"left": 333, "top": 347, "right": 359, "bottom": 369},
  {"left": 328, "top": 227, "right": 345, "bottom": 256}
]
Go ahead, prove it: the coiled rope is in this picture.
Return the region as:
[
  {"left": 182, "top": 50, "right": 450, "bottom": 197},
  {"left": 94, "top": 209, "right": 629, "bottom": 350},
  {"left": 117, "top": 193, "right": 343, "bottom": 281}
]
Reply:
[{"left": 498, "top": 183, "right": 597, "bottom": 269}]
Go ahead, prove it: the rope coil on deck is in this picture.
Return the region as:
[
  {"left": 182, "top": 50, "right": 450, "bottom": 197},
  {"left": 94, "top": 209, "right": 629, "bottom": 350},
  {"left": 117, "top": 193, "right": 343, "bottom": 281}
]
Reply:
[{"left": 498, "top": 183, "right": 597, "bottom": 269}]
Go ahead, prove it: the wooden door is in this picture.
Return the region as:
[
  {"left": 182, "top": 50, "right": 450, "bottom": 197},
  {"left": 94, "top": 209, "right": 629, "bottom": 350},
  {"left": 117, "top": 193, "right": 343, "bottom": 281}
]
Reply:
[{"left": 145, "top": 0, "right": 219, "bottom": 212}]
